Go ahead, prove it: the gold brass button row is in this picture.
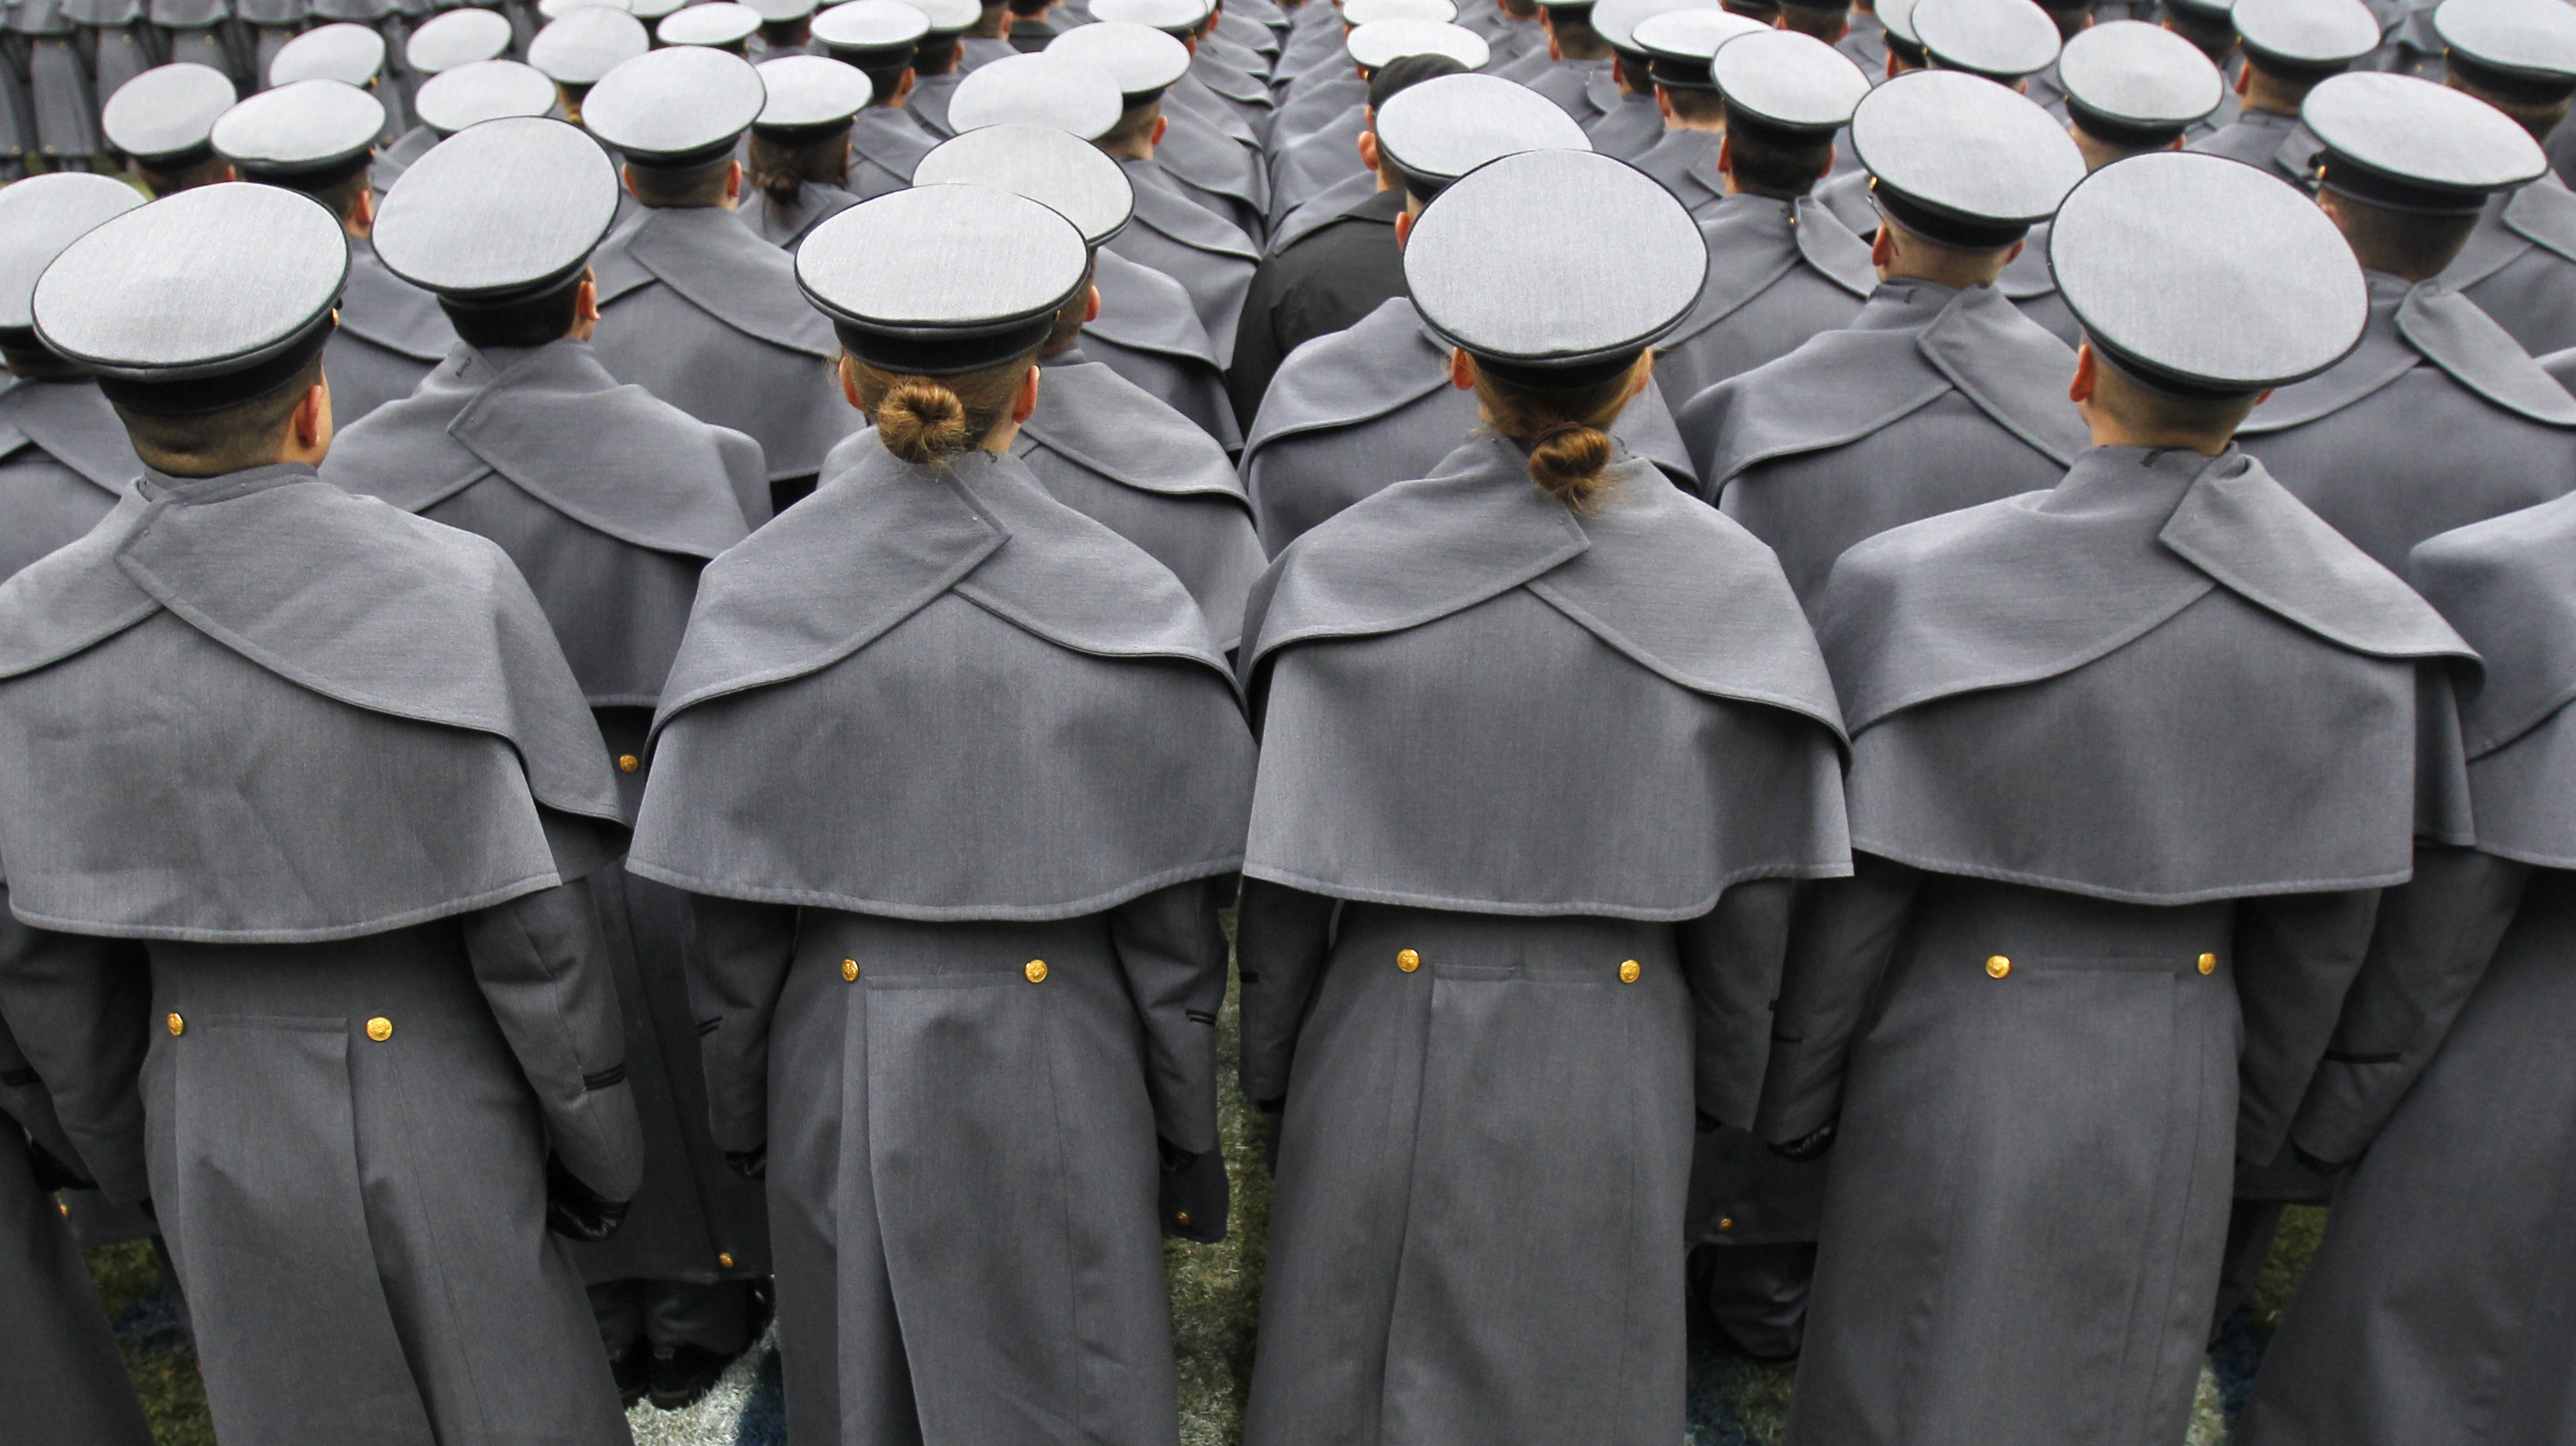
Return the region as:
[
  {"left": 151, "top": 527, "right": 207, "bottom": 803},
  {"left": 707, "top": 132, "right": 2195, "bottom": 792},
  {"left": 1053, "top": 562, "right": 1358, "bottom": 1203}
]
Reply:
[
  {"left": 1618, "top": 960, "right": 1642, "bottom": 984},
  {"left": 2198, "top": 953, "right": 2218, "bottom": 975},
  {"left": 167, "top": 1013, "right": 183, "bottom": 1036},
  {"left": 1986, "top": 956, "right": 2012, "bottom": 979},
  {"left": 1025, "top": 959, "right": 1048, "bottom": 984},
  {"left": 717, "top": 1252, "right": 735, "bottom": 1269},
  {"left": 616, "top": 755, "right": 641, "bottom": 774},
  {"left": 842, "top": 958, "right": 860, "bottom": 982},
  {"left": 366, "top": 1018, "right": 393, "bottom": 1043},
  {"left": 1396, "top": 949, "right": 1421, "bottom": 973}
]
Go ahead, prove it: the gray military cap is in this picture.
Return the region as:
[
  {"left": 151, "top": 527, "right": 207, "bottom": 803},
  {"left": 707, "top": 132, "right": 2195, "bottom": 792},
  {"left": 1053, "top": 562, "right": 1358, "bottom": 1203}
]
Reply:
[
  {"left": 102, "top": 63, "right": 237, "bottom": 167},
  {"left": 1879, "top": 0, "right": 1928, "bottom": 59},
  {"left": 2056, "top": 20, "right": 2225, "bottom": 144},
  {"left": 1091, "top": 0, "right": 1214, "bottom": 32},
  {"left": 415, "top": 60, "right": 562, "bottom": 135},
  {"left": 1910, "top": 0, "right": 2062, "bottom": 81},
  {"left": 375, "top": 116, "right": 622, "bottom": 302},
  {"left": 2051, "top": 149, "right": 2364, "bottom": 393},
  {"left": 1592, "top": 0, "right": 1719, "bottom": 59},
  {"left": 2436, "top": 0, "right": 2576, "bottom": 102},
  {"left": 632, "top": 0, "right": 688, "bottom": 20},
  {"left": 916, "top": 121, "right": 1137, "bottom": 243},
  {"left": 33, "top": 183, "right": 349, "bottom": 412},
  {"left": 528, "top": 6, "right": 652, "bottom": 84},
  {"left": 1347, "top": 17, "right": 1490, "bottom": 68},
  {"left": 913, "top": 0, "right": 980, "bottom": 33},
  {"left": 1342, "top": 0, "right": 1458, "bottom": 23},
  {"left": 270, "top": 23, "right": 389, "bottom": 87},
  {"left": 582, "top": 44, "right": 768, "bottom": 162},
  {"left": 1633, "top": 8, "right": 1766, "bottom": 87},
  {"left": 2304, "top": 69, "right": 2548, "bottom": 212},
  {"left": 212, "top": 78, "right": 388, "bottom": 183},
  {"left": 407, "top": 8, "right": 515, "bottom": 74},
  {"left": 1406, "top": 147, "right": 1705, "bottom": 384},
  {"left": 1711, "top": 28, "right": 1870, "bottom": 131},
  {"left": 1045, "top": 22, "right": 1190, "bottom": 99},
  {"left": 947, "top": 52, "right": 1125, "bottom": 135},
  {"left": 746, "top": 0, "right": 822, "bottom": 20},
  {"left": 812, "top": 0, "right": 931, "bottom": 62},
  {"left": 1850, "top": 69, "right": 2086, "bottom": 243},
  {"left": 756, "top": 53, "right": 873, "bottom": 131},
  {"left": 1375, "top": 73, "right": 1592, "bottom": 197},
  {"left": 0, "top": 174, "right": 145, "bottom": 339},
  {"left": 798, "top": 183, "right": 1091, "bottom": 372},
  {"left": 660, "top": 2, "right": 763, "bottom": 44},
  {"left": 540, "top": 0, "right": 636, "bottom": 18},
  {"left": 2233, "top": 0, "right": 2379, "bottom": 76}
]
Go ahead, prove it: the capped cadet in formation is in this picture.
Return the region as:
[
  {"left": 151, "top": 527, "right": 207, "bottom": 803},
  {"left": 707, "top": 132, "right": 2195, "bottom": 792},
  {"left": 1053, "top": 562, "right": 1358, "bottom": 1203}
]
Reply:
[
  {"left": 742, "top": 53, "right": 875, "bottom": 246},
  {"left": 902, "top": 0, "right": 985, "bottom": 133},
  {"left": 810, "top": 0, "right": 946, "bottom": 198},
  {"left": 372, "top": 8, "right": 521, "bottom": 192},
  {"left": 99, "top": 62, "right": 235, "bottom": 198},
  {"left": 1265, "top": 13, "right": 1487, "bottom": 240},
  {"left": 1090, "top": 0, "right": 1272, "bottom": 243},
  {"left": 2187, "top": 0, "right": 2377, "bottom": 180},
  {"left": 2426, "top": 0, "right": 2576, "bottom": 358},
  {"left": 1621, "top": 7, "right": 1767, "bottom": 212},
  {"left": 0, "top": 173, "right": 144, "bottom": 581}
]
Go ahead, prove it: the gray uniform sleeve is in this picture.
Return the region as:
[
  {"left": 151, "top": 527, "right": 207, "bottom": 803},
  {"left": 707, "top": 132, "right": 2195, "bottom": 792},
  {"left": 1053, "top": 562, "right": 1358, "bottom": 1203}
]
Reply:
[
  {"left": 685, "top": 894, "right": 800, "bottom": 1156},
  {"left": 457, "top": 882, "right": 645, "bottom": 1203},
  {"left": 1236, "top": 876, "right": 1336, "bottom": 1109},
  {"left": 2286, "top": 847, "right": 2529, "bottom": 1168},
  {"left": 713, "top": 426, "right": 774, "bottom": 528},
  {"left": 1106, "top": 876, "right": 1232, "bottom": 1156},
  {"left": 1754, "top": 854, "right": 1923, "bottom": 1147},
  {"left": 1676, "top": 878, "right": 1797, "bottom": 1133},
  {"left": 2229, "top": 886, "right": 2386, "bottom": 1170},
  {"left": 0, "top": 894, "right": 151, "bottom": 1206},
  {"left": 0, "top": 1010, "right": 87, "bottom": 1187}
]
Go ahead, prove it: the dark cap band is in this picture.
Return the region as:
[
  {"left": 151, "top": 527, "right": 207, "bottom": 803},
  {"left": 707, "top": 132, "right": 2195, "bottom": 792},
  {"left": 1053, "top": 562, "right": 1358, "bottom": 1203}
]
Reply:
[
  {"left": 832, "top": 314, "right": 1055, "bottom": 375},
  {"left": 94, "top": 314, "right": 336, "bottom": 415},
  {"left": 2449, "top": 52, "right": 2576, "bottom": 105},
  {"left": 2065, "top": 98, "right": 2189, "bottom": 151},
  {"left": 1876, "top": 180, "right": 2032, "bottom": 247},
  {"left": 2314, "top": 153, "right": 2492, "bottom": 215},
  {"left": 1468, "top": 346, "right": 1647, "bottom": 389}
]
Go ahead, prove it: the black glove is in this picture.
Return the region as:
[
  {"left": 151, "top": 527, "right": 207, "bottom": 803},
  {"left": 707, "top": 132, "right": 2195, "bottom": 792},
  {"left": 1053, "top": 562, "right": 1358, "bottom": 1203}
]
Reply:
[
  {"left": 1158, "top": 1137, "right": 1229, "bottom": 1245},
  {"left": 1769, "top": 1120, "right": 1838, "bottom": 1164},
  {"left": 724, "top": 1145, "right": 767, "bottom": 1181},
  {"left": 544, "top": 1153, "right": 631, "bottom": 1243},
  {"left": 22, "top": 1135, "right": 93, "bottom": 1193}
]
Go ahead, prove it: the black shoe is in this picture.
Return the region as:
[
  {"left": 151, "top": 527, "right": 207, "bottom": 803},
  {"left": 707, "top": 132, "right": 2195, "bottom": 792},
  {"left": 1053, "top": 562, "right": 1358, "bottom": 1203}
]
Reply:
[
  {"left": 609, "top": 1339, "right": 651, "bottom": 1410},
  {"left": 647, "top": 1342, "right": 732, "bottom": 1412}
]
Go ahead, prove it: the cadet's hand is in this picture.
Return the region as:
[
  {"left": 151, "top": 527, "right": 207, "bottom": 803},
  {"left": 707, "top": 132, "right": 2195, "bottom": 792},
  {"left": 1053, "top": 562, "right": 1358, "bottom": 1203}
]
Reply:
[
  {"left": 1158, "top": 1137, "right": 1229, "bottom": 1245},
  {"left": 724, "top": 1146, "right": 767, "bottom": 1181},
  {"left": 545, "top": 1153, "right": 632, "bottom": 1242},
  {"left": 23, "top": 1135, "right": 94, "bottom": 1193},
  {"left": 1769, "top": 1120, "right": 1838, "bottom": 1163}
]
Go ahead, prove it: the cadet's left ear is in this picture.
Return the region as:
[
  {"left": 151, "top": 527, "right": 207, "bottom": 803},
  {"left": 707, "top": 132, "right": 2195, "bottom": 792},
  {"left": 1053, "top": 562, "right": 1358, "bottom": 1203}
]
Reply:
[
  {"left": 1449, "top": 347, "right": 1475, "bottom": 392},
  {"left": 2068, "top": 341, "right": 2097, "bottom": 406},
  {"left": 1086, "top": 286, "right": 1102, "bottom": 324},
  {"left": 1394, "top": 210, "right": 1413, "bottom": 249},
  {"left": 1012, "top": 363, "right": 1041, "bottom": 424}
]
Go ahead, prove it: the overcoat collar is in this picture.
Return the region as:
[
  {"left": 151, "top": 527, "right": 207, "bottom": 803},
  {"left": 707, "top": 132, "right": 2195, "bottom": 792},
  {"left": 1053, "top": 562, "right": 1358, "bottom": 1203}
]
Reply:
[
  {"left": 1240, "top": 294, "right": 1446, "bottom": 450},
  {"left": 2441, "top": 175, "right": 2576, "bottom": 286},
  {"left": 2410, "top": 486, "right": 2576, "bottom": 759},
  {"left": 848, "top": 104, "right": 936, "bottom": 182},
  {"left": 1017, "top": 357, "right": 1251, "bottom": 503},
  {"left": 1086, "top": 249, "right": 1228, "bottom": 366},
  {"left": 2239, "top": 271, "right": 2576, "bottom": 432},
  {"left": 1120, "top": 157, "right": 1262, "bottom": 261},
  {"left": 0, "top": 375, "right": 140, "bottom": 494},
  {"left": 339, "top": 236, "right": 459, "bottom": 362},
  {"left": 590, "top": 206, "right": 841, "bottom": 358},
  {"left": 1663, "top": 194, "right": 1874, "bottom": 351}
]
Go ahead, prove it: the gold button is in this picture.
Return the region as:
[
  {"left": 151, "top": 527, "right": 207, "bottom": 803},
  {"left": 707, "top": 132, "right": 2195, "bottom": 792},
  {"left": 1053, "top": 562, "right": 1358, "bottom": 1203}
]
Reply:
[
  {"left": 616, "top": 754, "right": 640, "bottom": 774},
  {"left": 1718, "top": 1217, "right": 1735, "bottom": 1231},
  {"left": 717, "top": 1252, "right": 735, "bottom": 1269},
  {"left": 841, "top": 958, "right": 860, "bottom": 982},
  {"left": 166, "top": 1013, "right": 183, "bottom": 1036},
  {"left": 2197, "top": 953, "right": 2217, "bottom": 975},
  {"left": 1024, "top": 959, "right": 1048, "bottom": 983},
  {"left": 1618, "top": 959, "right": 1642, "bottom": 984},
  {"left": 365, "top": 1017, "right": 393, "bottom": 1043},
  {"left": 1397, "top": 949, "right": 1421, "bottom": 973},
  {"left": 1175, "top": 1211, "right": 1190, "bottom": 1226},
  {"left": 1986, "top": 956, "right": 2011, "bottom": 979}
]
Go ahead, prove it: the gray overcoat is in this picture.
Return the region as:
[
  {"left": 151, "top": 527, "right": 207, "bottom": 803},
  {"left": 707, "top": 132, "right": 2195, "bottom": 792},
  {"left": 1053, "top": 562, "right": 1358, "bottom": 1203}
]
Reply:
[
  {"left": 2186, "top": 107, "right": 2320, "bottom": 187},
  {"left": 327, "top": 235, "right": 458, "bottom": 425},
  {"left": 324, "top": 337, "right": 776, "bottom": 1294},
  {"left": 1763, "top": 444, "right": 2475, "bottom": 1446},
  {"left": 589, "top": 204, "right": 862, "bottom": 486},
  {"left": 847, "top": 104, "right": 937, "bottom": 198},
  {"left": 1155, "top": 100, "right": 1269, "bottom": 244},
  {"left": 0, "top": 374, "right": 136, "bottom": 580},
  {"left": 2237, "top": 270, "right": 2576, "bottom": 573},
  {"left": 1266, "top": 168, "right": 1378, "bottom": 254},
  {"left": 1088, "top": 247, "right": 1244, "bottom": 450},
  {"left": 2238, "top": 488, "right": 2576, "bottom": 1446},
  {"left": 372, "top": 122, "right": 437, "bottom": 197},
  {"left": 1265, "top": 102, "right": 1365, "bottom": 229},
  {"left": 1631, "top": 127, "right": 1725, "bottom": 216},
  {"left": 0, "top": 464, "right": 644, "bottom": 1446},
  {"left": 1525, "top": 55, "right": 1617, "bottom": 124},
  {"left": 1240, "top": 293, "right": 1698, "bottom": 553},
  {"left": 744, "top": 179, "right": 859, "bottom": 250},
  {"left": 1108, "top": 155, "right": 1260, "bottom": 364},
  {"left": 2437, "top": 173, "right": 2576, "bottom": 361},
  {"left": 1685, "top": 277, "right": 2087, "bottom": 607},
  {"left": 1655, "top": 193, "right": 1875, "bottom": 410},
  {"left": 1233, "top": 435, "right": 1852, "bottom": 1446},
  {"left": 1266, "top": 69, "right": 1361, "bottom": 163},
  {"left": 1584, "top": 87, "right": 1663, "bottom": 162},
  {"left": 627, "top": 442, "right": 1255, "bottom": 1446},
  {"left": 905, "top": 68, "right": 959, "bottom": 136},
  {"left": 1998, "top": 218, "right": 2080, "bottom": 346}
]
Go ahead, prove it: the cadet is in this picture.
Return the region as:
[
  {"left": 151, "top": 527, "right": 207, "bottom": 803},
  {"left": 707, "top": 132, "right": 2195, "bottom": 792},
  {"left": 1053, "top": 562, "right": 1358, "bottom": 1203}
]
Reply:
[
  {"left": 527, "top": 2, "right": 651, "bottom": 124},
  {"left": 1911, "top": 0, "right": 2062, "bottom": 89},
  {"left": 1650, "top": 27, "right": 1874, "bottom": 409},
  {"left": 1510, "top": 0, "right": 1618, "bottom": 125},
  {"left": 902, "top": 0, "right": 980, "bottom": 134},
  {"left": 899, "top": 122, "right": 1267, "bottom": 643},
  {"left": 961, "top": 0, "right": 1019, "bottom": 66},
  {"left": 2237, "top": 72, "right": 2576, "bottom": 572},
  {"left": 213, "top": 79, "right": 461, "bottom": 426},
  {"left": 744, "top": 55, "right": 873, "bottom": 247},
  {"left": 1265, "top": 18, "right": 1488, "bottom": 240},
  {"left": 1260, "top": 43, "right": 1468, "bottom": 252},
  {"left": 2001, "top": 20, "right": 2225, "bottom": 344},
  {"left": 11, "top": 0, "right": 101, "bottom": 168},
  {"left": 1241, "top": 71, "right": 1697, "bottom": 554},
  {"left": 375, "top": 6, "right": 518, "bottom": 188},
  {"left": 1051, "top": 22, "right": 1262, "bottom": 362},
  {"left": 0, "top": 175, "right": 141, "bottom": 584},
  {"left": 99, "top": 62, "right": 235, "bottom": 197},
  {"left": 1235, "top": 148, "right": 1850, "bottom": 1446},
  {"left": 0, "top": 180, "right": 642, "bottom": 1446},
  {"left": 1762, "top": 150, "right": 2472, "bottom": 1446},
  {"left": 2234, "top": 490, "right": 2576, "bottom": 1446},
  {"left": 387, "top": 59, "right": 562, "bottom": 196},
  {"left": 1269, "top": 0, "right": 1449, "bottom": 161},
  {"left": 271, "top": 23, "right": 413, "bottom": 144},
  {"left": 745, "top": 0, "right": 824, "bottom": 56},
  {"left": 2428, "top": 0, "right": 2576, "bottom": 357},
  {"left": 811, "top": 0, "right": 943, "bottom": 198},
  {"left": 1584, "top": 0, "right": 1713, "bottom": 163},
  {"left": 1683, "top": 71, "right": 2087, "bottom": 607},
  {"left": 1623, "top": 7, "right": 1767, "bottom": 212},
  {"left": 1809, "top": 0, "right": 1925, "bottom": 233},
  {"left": 327, "top": 115, "right": 776, "bottom": 1414},
  {"left": 628, "top": 182, "right": 1251, "bottom": 1446},
  {"left": 662, "top": 3, "right": 767, "bottom": 53},
  {"left": 1227, "top": 52, "right": 1468, "bottom": 431},
  {"left": 1464, "top": 0, "right": 1546, "bottom": 65},
  {"left": 1092, "top": 0, "right": 1272, "bottom": 238},
  {"left": 582, "top": 44, "right": 860, "bottom": 512},
  {"left": 2187, "top": 0, "right": 2377, "bottom": 183}
]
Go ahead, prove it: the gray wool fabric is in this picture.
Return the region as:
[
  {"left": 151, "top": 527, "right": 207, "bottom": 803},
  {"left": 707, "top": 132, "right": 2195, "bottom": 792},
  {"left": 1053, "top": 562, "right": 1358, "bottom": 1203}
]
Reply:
[
  {"left": 1630, "top": 127, "right": 1726, "bottom": 216},
  {"left": 1087, "top": 247, "right": 1244, "bottom": 449},
  {"left": 1240, "top": 294, "right": 1697, "bottom": 554},
  {"left": 588, "top": 205, "right": 863, "bottom": 481},
  {"left": 2437, "top": 172, "right": 2576, "bottom": 360},
  {"left": 329, "top": 235, "right": 461, "bottom": 425},
  {"left": 1234, "top": 435, "right": 1849, "bottom": 1446},
  {"left": 1998, "top": 218, "right": 2080, "bottom": 346},
  {"left": 0, "top": 376, "right": 140, "bottom": 581},
  {"left": 2187, "top": 106, "right": 2325, "bottom": 187},
  {"left": 2237, "top": 270, "right": 2576, "bottom": 574},
  {"left": 846, "top": 105, "right": 941, "bottom": 198},
  {"left": 1108, "top": 155, "right": 1261, "bottom": 364},
  {"left": 1686, "top": 278, "right": 2090, "bottom": 609},
  {"left": 325, "top": 334, "right": 775, "bottom": 1304},
  {"left": 1760, "top": 444, "right": 2473, "bottom": 1446},
  {"left": 743, "top": 179, "right": 860, "bottom": 250},
  {"left": 1654, "top": 194, "right": 1876, "bottom": 414},
  {"left": 629, "top": 441, "right": 1251, "bottom": 1446}
]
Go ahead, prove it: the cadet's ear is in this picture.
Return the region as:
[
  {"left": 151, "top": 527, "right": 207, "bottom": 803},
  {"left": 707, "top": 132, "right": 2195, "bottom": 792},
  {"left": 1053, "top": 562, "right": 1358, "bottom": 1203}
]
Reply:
[
  {"left": 1357, "top": 126, "right": 1379, "bottom": 171},
  {"left": 1869, "top": 222, "right": 1895, "bottom": 270},
  {"left": 621, "top": 164, "right": 639, "bottom": 200},
  {"left": 1717, "top": 134, "right": 1735, "bottom": 178},
  {"left": 1393, "top": 208, "right": 1412, "bottom": 248},
  {"left": 724, "top": 160, "right": 743, "bottom": 204},
  {"left": 1012, "top": 362, "right": 1041, "bottom": 424},
  {"left": 2068, "top": 341, "right": 2098, "bottom": 406},
  {"left": 2235, "top": 64, "right": 2251, "bottom": 99},
  {"left": 837, "top": 354, "right": 866, "bottom": 410},
  {"left": 1153, "top": 114, "right": 1169, "bottom": 147},
  {"left": 1449, "top": 346, "right": 1475, "bottom": 391},
  {"left": 1086, "top": 285, "right": 1101, "bottom": 324},
  {"left": 1655, "top": 83, "right": 1674, "bottom": 120}
]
